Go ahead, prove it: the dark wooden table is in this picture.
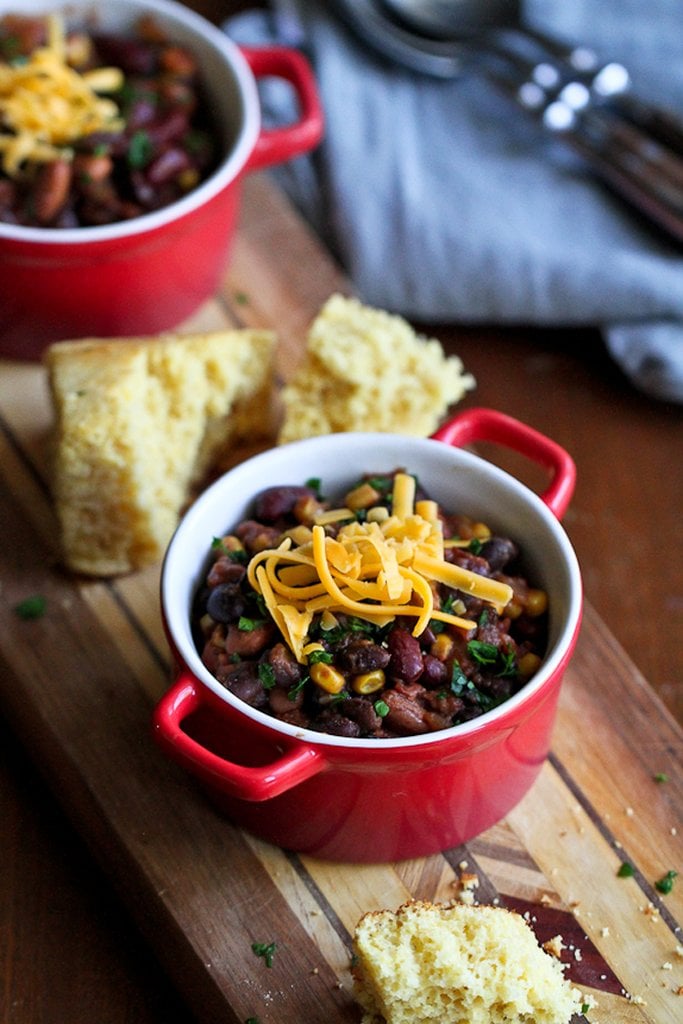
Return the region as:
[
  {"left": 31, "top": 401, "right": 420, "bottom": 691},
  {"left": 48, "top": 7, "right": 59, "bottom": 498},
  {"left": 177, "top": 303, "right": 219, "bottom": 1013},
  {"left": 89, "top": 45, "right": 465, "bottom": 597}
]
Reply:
[{"left": 1, "top": 4, "right": 681, "bottom": 1023}]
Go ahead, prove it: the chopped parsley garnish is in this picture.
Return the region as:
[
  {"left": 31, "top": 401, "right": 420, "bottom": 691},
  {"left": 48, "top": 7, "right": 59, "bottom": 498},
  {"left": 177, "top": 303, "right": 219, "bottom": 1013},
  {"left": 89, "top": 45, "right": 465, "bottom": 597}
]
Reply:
[
  {"left": 467, "top": 640, "right": 499, "bottom": 665},
  {"left": 238, "top": 615, "right": 266, "bottom": 632},
  {"left": 287, "top": 676, "right": 308, "bottom": 701},
  {"left": 654, "top": 870, "right": 677, "bottom": 894},
  {"left": 305, "top": 476, "right": 323, "bottom": 499},
  {"left": 308, "top": 649, "right": 333, "bottom": 665},
  {"left": 653, "top": 772, "right": 669, "bottom": 783},
  {"left": 127, "top": 130, "right": 153, "bottom": 169},
  {"left": 258, "top": 663, "right": 276, "bottom": 689},
  {"left": 251, "top": 941, "right": 276, "bottom": 968},
  {"left": 14, "top": 594, "right": 47, "bottom": 620},
  {"left": 468, "top": 537, "right": 483, "bottom": 555},
  {"left": 617, "top": 861, "right": 635, "bottom": 878}
]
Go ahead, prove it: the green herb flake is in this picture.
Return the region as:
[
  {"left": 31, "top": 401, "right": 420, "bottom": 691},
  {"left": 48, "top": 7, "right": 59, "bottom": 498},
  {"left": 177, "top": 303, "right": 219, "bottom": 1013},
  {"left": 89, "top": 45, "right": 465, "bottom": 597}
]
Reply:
[
  {"left": 238, "top": 615, "right": 265, "bottom": 632},
  {"left": 653, "top": 772, "right": 669, "bottom": 783},
  {"left": 258, "top": 663, "right": 276, "bottom": 689},
  {"left": 251, "top": 941, "right": 276, "bottom": 968},
  {"left": 245, "top": 1018, "right": 261, "bottom": 1024},
  {"left": 233, "top": 290, "right": 249, "bottom": 305},
  {"left": 305, "top": 476, "right": 322, "bottom": 498},
  {"left": 308, "top": 649, "right": 332, "bottom": 666},
  {"left": 467, "top": 640, "right": 498, "bottom": 665},
  {"left": 14, "top": 595, "right": 47, "bottom": 620},
  {"left": 127, "top": 130, "right": 153, "bottom": 169},
  {"left": 581, "top": 1003, "right": 590, "bottom": 1016},
  {"left": 617, "top": 861, "right": 635, "bottom": 878},
  {"left": 654, "top": 870, "right": 677, "bottom": 895},
  {"left": 374, "top": 699, "right": 390, "bottom": 718},
  {"left": 468, "top": 537, "right": 483, "bottom": 555}
]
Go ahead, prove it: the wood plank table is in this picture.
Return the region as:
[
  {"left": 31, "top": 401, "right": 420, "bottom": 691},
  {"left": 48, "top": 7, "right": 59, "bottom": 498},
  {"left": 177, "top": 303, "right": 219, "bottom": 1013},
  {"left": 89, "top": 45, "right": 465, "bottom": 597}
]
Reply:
[{"left": 1, "top": 172, "right": 682, "bottom": 1024}]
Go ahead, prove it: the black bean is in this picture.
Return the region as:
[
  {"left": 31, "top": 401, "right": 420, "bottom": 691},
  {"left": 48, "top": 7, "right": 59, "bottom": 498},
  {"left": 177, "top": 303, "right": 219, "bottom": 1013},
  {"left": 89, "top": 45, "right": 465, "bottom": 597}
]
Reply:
[
  {"left": 336, "top": 638, "right": 390, "bottom": 675},
  {"left": 206, "top": 582, "right": 245, "bottom": 624},
  {"left": 266, "top": 643, "right": 303, "bottom": 688},
  {"left": 339, "top": 697, "right": 381, "bottom": 734},
  {"left": 319, "top": 714, "right": 361, "bottom": 738},
  {"left": 479, "top": 536, "right": 519, "bottom": 572}
]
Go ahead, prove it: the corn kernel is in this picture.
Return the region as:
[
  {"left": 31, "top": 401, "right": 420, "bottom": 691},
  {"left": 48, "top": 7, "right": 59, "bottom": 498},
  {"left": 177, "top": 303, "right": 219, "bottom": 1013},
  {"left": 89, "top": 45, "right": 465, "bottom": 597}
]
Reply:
[
  {"left": 431, "top": 633, "right": 454, "bottom": 662},
  {"left": 471, "top": 521, "right": 492, "bottom": 540},
  {"left": 517, "top": 652, "right": 542, "bottom": 678},
  {"left": 215, "top": 534, "right": 244, "bottom": 554},
  {"left": 293, "top": 494, "right": 324, "bottom": 525},
  {"left": 351, "top": 669, "right": 386, "bottom": 695},
  {"left": 367, "top": 505, "right": 389, "bottom": 523},
  {"left": 526, "top": 588, "right": 548, "bottom": 617},
  {"left": 505, "top": 598, "right": 523, "bottom": 620},
  {"left": 345, "top": 482, "right": 381, "bottom": 510},
  {"left": 309, "top": 662, "right": 346, "bottom": 694}
]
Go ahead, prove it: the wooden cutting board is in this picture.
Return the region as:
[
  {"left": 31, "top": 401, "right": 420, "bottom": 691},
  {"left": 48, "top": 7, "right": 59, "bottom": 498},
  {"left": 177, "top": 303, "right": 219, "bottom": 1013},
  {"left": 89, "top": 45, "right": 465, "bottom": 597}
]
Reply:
[{"left": 0, "top": 174, "right": 681, "bottom": 1024}]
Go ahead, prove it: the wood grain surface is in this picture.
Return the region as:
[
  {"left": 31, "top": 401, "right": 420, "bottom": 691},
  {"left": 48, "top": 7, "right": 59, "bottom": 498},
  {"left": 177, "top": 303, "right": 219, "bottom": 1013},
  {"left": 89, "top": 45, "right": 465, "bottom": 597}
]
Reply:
[{"left": 1, "top": 172, "right": 681, "bottom": 1024}]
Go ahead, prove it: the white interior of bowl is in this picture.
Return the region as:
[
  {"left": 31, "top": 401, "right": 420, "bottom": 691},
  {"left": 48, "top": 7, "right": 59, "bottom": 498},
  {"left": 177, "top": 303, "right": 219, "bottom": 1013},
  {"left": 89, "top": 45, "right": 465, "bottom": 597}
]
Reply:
[
  {"left": 0, "top": 0, "right": 259, "bottom": 242},
  {"left": 162, "top": 433, "right": 583, "bottom": 749}
]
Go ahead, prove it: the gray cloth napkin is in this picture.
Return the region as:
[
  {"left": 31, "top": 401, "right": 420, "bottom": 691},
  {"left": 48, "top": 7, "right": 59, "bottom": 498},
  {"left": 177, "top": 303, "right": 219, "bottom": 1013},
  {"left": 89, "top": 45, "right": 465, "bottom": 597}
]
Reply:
[{"left": 226, "top": 0, "right": 683, "bottom": 403}]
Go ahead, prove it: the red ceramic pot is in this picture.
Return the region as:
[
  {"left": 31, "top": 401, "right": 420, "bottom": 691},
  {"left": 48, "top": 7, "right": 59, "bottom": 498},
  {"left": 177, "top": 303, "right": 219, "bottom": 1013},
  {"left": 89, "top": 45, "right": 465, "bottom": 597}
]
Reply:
[
  {"left": 154, "top": 408, "right": 583, "bottom": 862},
  {"left": 0, "top": 0, "right": 323, "bottom": 359}
]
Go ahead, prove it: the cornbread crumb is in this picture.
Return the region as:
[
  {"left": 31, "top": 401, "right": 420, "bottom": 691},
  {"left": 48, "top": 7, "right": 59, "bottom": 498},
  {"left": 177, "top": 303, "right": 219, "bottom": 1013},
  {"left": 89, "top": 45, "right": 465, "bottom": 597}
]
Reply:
[
  {"left": 352, "top": 900, "right": 582, "bottom": 1024},
  {"left": 46, "top": 329, "right": 275, "bottom": 576},
  {"left": 278, "top": 295, "right": 474, "bottom": 443}
]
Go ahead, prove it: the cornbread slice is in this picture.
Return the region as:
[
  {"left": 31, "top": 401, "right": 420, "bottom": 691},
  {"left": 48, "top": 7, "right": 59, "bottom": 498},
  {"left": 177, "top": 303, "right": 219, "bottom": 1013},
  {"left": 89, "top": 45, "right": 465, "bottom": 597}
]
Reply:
[
  {"left": 278, "top": 294, "right": 474, "bottom": 443},
  {"left": 352, "top": 900, "right": 583, "bottom": 1024},
  {"left": 46, "top": 329, "right": 275, "bottom": 576}
]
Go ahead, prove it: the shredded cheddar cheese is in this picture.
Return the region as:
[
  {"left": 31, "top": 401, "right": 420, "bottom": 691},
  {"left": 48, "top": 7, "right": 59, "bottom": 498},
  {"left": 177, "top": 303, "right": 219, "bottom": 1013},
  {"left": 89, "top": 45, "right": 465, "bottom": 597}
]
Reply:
[
  {"left": 0, "top": 14, "right": 124, "bottom": 176},
  {"left": 246, "top": 473, "right": 514, "bottom": 663}
]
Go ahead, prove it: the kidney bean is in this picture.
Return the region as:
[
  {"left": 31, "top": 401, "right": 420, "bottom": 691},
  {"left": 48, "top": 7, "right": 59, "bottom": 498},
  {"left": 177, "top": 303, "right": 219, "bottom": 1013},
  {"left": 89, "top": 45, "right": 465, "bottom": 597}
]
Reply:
[
  {"left": 224, "top": 622, "right": 274, "bottom": 657},
  {"left": 479, "top": 536, "right": 519, "bottom": 572},
  {"left": 31, "top": 159, "right": 72, "bottom": 224},
  {"left": 386, "top": 627, "right": 424, "bottom": 684},
  {"left": 254, "top": 485, "right": 318, "bottom": 523},
  {"left": 444, "top": 546, "right": 492, "bottom": 576},
  {"left": 336, "top": 638, "right": 390, "bottom": 675},
  {"left": 224, "top": 663, "right": 268, "bottom": 710},
  {"left": 143, "top": 108, "right": 190, "bottom": 149},
  {"left": 206, "top": 582, "right": 246, "bottom": 624}
]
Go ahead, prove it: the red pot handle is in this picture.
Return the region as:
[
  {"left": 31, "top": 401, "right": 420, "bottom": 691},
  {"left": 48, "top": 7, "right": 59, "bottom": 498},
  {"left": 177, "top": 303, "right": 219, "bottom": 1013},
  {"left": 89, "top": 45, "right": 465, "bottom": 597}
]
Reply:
[
  {"left": 432, "top": 407, "right": 576, "bottom": 520},
  {"left": 241, "top": 46, "right": 324, "bottom": 172},
  {"left": 152, "top": 674, "right": 326, "bottom": 801}
]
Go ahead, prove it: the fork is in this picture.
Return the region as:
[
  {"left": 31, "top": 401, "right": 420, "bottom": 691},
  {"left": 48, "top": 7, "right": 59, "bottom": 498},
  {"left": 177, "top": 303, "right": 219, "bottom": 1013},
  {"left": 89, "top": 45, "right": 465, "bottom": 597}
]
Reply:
[{"left": 329, "top": 0, "right": 683, "bottom": 244}]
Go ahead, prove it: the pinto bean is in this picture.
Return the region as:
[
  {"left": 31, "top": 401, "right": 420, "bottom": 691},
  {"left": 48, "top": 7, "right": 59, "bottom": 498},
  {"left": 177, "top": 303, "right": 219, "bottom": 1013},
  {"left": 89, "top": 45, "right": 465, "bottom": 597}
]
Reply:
[
  {"left": 235, "top": 520, "right": 282, "bottom": 553},
  {"left": 224, "top": 662, "right": 268, "bottom": 709},
  {"left": 268, "top": 685, "right": 303, "bottom": 716},
  {"left": 254, "top": 485, "right": 319, "bottom": 523},
  {"left": 382, "top": 689, "right": 429, "bottom": 735},
  {"left": 386, "top": 627, "right": 424, "bottom": 684},
  {"left": 32, "top": 159, "right": 72, "bottom": 224},
  {"left": 224, "top": 621, "right": 274, "bottom": 657},
  {"left": 206, "top": 557, "right": 245, "bottom": 588},
  {"left": 266, "top": 643, "right": 302, "bottom": 688},
  {"left": 73, "top": 152, "right": 113, "bottom": 185}
]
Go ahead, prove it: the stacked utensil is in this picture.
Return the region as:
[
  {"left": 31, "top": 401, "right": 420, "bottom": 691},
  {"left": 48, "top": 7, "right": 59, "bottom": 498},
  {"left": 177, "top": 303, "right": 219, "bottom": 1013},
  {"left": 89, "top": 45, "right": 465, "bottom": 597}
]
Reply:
[{"left": 329, "top": 0, "right": 683, "bottom": 243}]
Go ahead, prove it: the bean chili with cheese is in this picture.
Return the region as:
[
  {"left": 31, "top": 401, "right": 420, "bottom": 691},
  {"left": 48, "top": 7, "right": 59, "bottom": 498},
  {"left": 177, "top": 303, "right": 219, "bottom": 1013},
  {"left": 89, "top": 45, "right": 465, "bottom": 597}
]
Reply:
[
  {"left": 0, "top": 12, "right": 218, "bottom": 227},
  {"left": 192, "top": 472, "right": 549, "bottom": 739}
]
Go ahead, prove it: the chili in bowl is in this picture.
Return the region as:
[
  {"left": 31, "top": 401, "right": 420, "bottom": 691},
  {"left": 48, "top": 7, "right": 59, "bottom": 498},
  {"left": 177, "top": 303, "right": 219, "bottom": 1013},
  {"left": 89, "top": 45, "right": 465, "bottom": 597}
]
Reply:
[
  {"left": 192, "top": 470, "right": 550, "bottom": 740},
  {"left": 0, "top": 0, "right": 323, "bottom": 357},
  {"left": 154, "top": 408, "right": 583, "bottom": 863}
]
